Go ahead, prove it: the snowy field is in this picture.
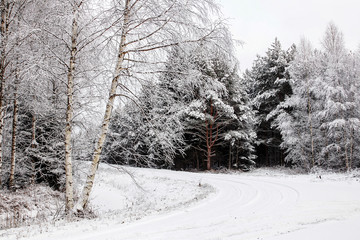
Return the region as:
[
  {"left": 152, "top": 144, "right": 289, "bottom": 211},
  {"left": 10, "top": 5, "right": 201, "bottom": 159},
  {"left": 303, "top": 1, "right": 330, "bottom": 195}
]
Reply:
[{"left": 1, "top": 164, "right": 360, "bottom": 240}]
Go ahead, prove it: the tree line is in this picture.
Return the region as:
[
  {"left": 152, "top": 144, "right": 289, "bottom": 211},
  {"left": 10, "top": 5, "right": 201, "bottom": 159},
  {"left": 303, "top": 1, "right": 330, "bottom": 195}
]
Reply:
[
  {"left": 105, "top": 22, "right": 360, "bottom": 173},
  {"left": 246, "top": 22, "right": 360, "bottom": 171},
  {"left": 103, "top": 43, "right": 256, "bottom": 171}
]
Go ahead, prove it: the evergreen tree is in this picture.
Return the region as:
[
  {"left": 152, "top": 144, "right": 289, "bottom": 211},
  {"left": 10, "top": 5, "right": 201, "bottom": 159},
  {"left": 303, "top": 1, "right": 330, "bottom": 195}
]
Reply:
[
  {"left": 316, "top": 23, "right": 360, "bottom": 170},
  {"left": 274, "top": 39, "right": 323, "bottom": 169},
  {"left": 104, "top": 44, "right": 256, "bottom": 171},
  {"left": 275, "top": 23, "right": 360, "bottom": 171},
  {"left": 246, "top": 39, "right": 295, "bottom": 166}
]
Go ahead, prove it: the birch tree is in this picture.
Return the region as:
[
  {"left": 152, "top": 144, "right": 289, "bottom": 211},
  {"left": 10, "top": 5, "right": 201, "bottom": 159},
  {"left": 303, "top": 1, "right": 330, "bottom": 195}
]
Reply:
[
  {"left": 80, "top": 0, "right": 222, "bottom": 209},
  {"left": 28, "top": 0, "right": 112, "bottom": 212},
  {"left": 0, "top": 0, "right": 9, "bottom": 187},
  {"left": 64, "top": 0, "right": 84, "bottom": 214},
  {"left": 8, "top": 55, "right": 19, "bottom": 189},
  {"left": 0, "top": 0, "right": 31, "bottom": 188}
]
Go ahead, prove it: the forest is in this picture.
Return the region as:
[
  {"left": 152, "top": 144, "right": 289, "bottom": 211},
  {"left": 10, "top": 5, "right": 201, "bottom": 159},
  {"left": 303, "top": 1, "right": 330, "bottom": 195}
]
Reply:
[
  {"left": 0, "top": 0, "right": 360, "bottom": 221},
  {"left": 105, "top": 22, "right": 360, "bottom": 173}
]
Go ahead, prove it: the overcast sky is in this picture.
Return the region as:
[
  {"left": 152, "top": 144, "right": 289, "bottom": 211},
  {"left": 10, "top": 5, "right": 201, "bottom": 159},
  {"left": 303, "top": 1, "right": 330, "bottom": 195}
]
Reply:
[{"left": 217, "top": 0, "right": 360, "bottom": 72}]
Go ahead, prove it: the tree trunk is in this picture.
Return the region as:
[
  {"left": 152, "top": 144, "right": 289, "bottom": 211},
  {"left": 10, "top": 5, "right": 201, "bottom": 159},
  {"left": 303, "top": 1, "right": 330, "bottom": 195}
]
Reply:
[
  {"left": 30, "top": 113, "right": 37, "bottom": 185},
  {"left": 307, "top": 84, "right": 315, "bottom": 168},
  {"left": 343, "top": 128, "right": 350, "bottom": 172},
  {"left": 205, "top": 99, "right": 218, "bottom": 171},
  {"left": 195, "top": 150, "right": 199, "bottom": 170},
  {"left": 266, "top": 147, "right": 269, "bottom": 166},
  {"left": 0, "top": 0, "right": 8, "bottom": 188},
  {"left": 80, "top": 0, "right": 131, "bottom": 210},
  {"left": 344, "top": 144, "right": 349, "bottom": 172},
  {"left": 9, "top": 72, "right": 19, "bottom": 189},
  {"left": 350, "top": 127, "right": 354, "bottom": 170},
  {"left": 64, "top": 1, "right": 81, "bottom": 213},
  {"left": 228, "top": 144, "right": 231, "bottom": 170},
  {"left": 206, "top": 146, "right": 211, "bottom": 170},
  {"left": 236, "top": 148, "right": 239, "bottom": 167}
]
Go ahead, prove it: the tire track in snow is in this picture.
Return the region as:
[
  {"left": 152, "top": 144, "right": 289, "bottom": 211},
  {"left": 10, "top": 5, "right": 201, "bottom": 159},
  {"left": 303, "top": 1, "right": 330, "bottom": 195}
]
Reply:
[
  {"left": 73, "top": 172, "right": 303, "bottom": 240},
  {"left": 20, "top": 169, "right": 360, "bottom": 240}
]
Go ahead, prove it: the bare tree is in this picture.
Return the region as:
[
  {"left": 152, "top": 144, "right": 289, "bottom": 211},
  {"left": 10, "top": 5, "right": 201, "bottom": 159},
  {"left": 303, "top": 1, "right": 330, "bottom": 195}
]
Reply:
[
  {"left": 8, "top": 64, "right": 19, "bottom": 189},
  {"left": 0, "top": 0, "right": 9, "bottom": 187},
  {"left": 79, "top": 0, "right": 221, "bottom": 210},
  {"left": 0, "top": 0, "right": 30, "bottom": 187},
  {"left": 64, "top": 0, "right": 85, "bottom": 214},
  {"left": 29, "top": 0, "right": 113, "bottom": 212}
]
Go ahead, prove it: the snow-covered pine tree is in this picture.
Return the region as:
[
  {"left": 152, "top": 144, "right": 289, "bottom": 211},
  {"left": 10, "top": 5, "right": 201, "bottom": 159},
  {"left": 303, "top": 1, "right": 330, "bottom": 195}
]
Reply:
[
  {"left": 104, "top": 41, "right": 256, "bottom": 171},
  {"left": 273, "top": 38, "right": 323, "bottom": 169},
  {"left": 222, "top": 67, "right": 257, "bottom": 170},
  {"left": 276, "top": 23, "right": 360, "bottom": 171},
  {"left": 246, "top": 38, "right": 294, "bottom": 166},
  {"left": 170, "top": 44, "right": 255, "bottom": 170},
  {"left": 316, "top": 23, "right": 360, "bottom": 170},
  {"left": 103, "top": 101, "right": 148, "bottom": 166},
  {"left": 180, "top": 45, "right": 232, "bottom": 170},
  {"left": 104, "top": 78, "right": 185, "bottom": 169}
]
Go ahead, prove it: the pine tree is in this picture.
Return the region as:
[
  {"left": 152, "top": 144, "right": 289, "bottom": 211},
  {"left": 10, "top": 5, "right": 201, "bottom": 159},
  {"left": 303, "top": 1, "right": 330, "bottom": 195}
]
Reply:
[
  {"left": 246, "top": 38, "right": 294, "bottom": 166},
  {"left": 316, "top": 23, "right": 360, "bottom": 170},
  {"left": 104, "top": 43, "right": 256, "bottom": 171},
  {"left": 274, "top": 39, "right": 322, "bottom": 169},
  {"left": 276, "top": 23, "right": 360, "bottom": 171}
]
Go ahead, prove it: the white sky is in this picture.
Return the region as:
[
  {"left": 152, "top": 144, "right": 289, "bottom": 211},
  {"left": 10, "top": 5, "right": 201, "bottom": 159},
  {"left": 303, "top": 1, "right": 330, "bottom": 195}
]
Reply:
[{"left": 217, "top": 0, "right": 360, "bottom": 72}]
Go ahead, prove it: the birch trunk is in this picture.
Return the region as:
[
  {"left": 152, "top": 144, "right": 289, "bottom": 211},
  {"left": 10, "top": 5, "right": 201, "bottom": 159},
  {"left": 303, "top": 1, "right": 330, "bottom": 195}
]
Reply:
[
  {"left": 9, "top": 71, "right": 19, "bottom": 189},
  {"left": 80, "top": 0, "right": 131, "bottom": 210},
  {"left": 0, "top": 0, "right": 8, "bottom": 187},
  {"left": 64, "top": 1, "right": 81, "bottom": 213}
]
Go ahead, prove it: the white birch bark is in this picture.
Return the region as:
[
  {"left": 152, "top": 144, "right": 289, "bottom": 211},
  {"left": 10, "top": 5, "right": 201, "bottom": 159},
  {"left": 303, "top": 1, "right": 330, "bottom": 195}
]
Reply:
[
  {"left": 80, "top": 0, "right": 132, "bottom": 210},
  {"left": 65, "top": 0, "right": 82, "bottom": 213},
  {"left": 9, "top": 70, "right": 19, "bottom": 189},
  {"left": 0, "top": 0, "right": 8, "bottom": 187}
]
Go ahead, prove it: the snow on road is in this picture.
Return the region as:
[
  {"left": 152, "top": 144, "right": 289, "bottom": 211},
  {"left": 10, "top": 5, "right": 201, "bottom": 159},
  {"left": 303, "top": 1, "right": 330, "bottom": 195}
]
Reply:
[{"left": 3, "top": 166, "right": 360, "bottom": 240}]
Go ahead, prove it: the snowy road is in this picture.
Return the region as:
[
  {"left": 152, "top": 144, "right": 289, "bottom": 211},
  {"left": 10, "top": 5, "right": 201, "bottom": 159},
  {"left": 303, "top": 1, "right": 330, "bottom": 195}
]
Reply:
[
  {"left": 87, "top": 170, "right": 360, "bottom": 240},
  {"left": 14, "top": 168, "right": 360, "bottom": 240}
]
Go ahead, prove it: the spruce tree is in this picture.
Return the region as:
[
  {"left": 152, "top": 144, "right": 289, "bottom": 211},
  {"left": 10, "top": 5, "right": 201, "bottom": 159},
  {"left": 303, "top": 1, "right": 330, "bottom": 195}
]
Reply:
[{"left": 246, "top": 38, "right": 295, "bottom": 166}]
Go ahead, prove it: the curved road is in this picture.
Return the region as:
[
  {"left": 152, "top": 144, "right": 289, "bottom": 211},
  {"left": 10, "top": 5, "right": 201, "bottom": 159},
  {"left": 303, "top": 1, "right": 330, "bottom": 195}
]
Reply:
[{"left": 24, "top": 169, "right": 360, "bottom": 240}]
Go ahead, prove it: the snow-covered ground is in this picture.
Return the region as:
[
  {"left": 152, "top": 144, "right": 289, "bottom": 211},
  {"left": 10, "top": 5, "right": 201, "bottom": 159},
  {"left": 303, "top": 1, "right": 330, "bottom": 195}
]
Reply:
[
  {"left": 0, "top": 163, "right": 214, "bottom": 240},
  {"left": 1, "top": 165, "right": 360, "bottom": 240}
]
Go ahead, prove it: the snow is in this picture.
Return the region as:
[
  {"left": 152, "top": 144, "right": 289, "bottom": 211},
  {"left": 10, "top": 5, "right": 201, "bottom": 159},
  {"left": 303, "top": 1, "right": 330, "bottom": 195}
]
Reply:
[
  {"left": 86, "top": 165, "right": 213, "bottom": 218},
  {"left": 1, "top": 165, "right": 360, "bottom": 240},
  {"left": 267, "top": 215, "right": 360, "bottom": 240}
]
